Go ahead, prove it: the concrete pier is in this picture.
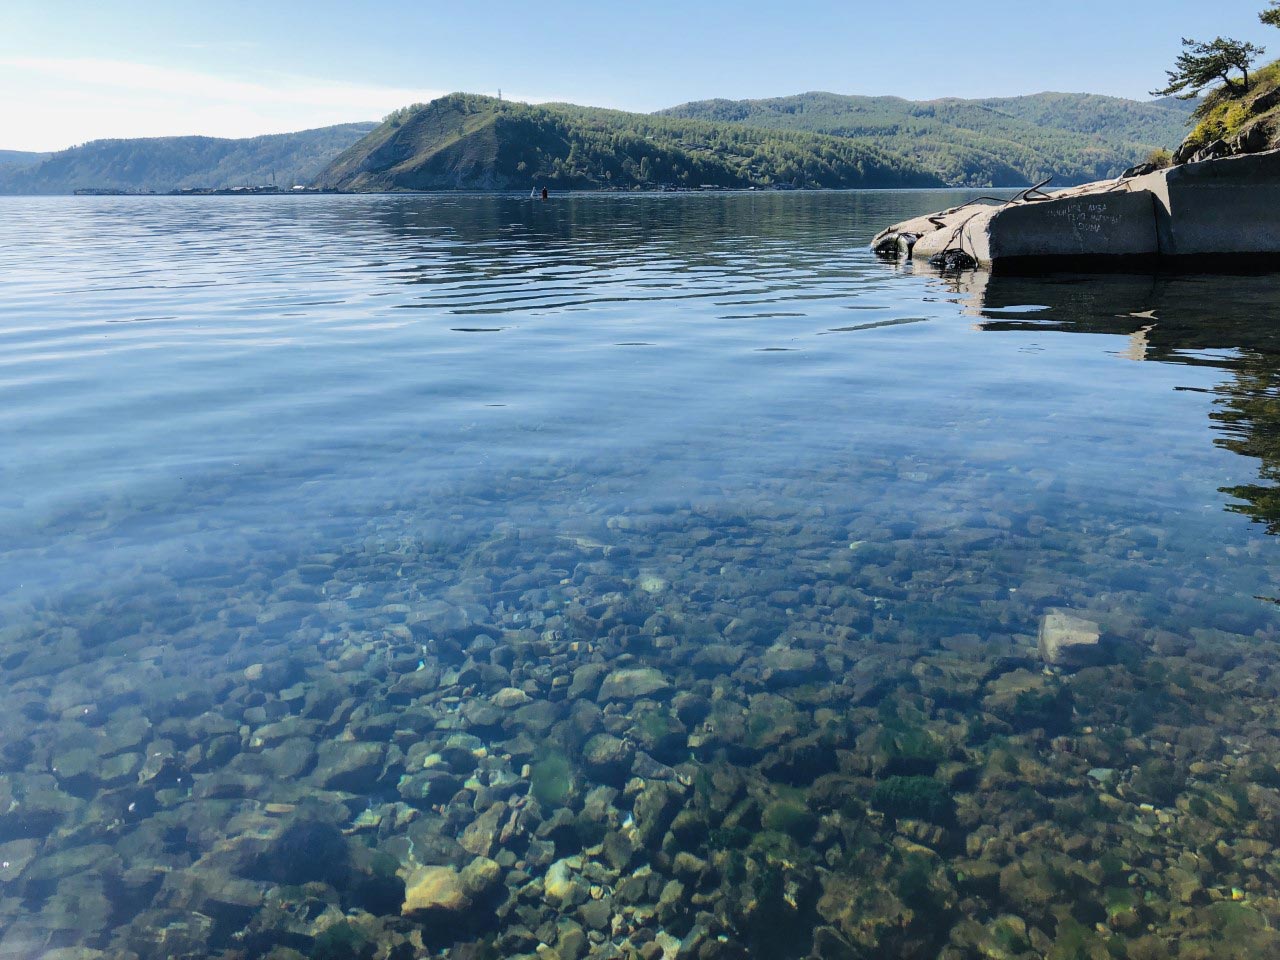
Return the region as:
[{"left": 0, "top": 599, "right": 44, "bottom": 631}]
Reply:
[{"left": 872, "top": 148, "right": 1280, "bottom": 270}]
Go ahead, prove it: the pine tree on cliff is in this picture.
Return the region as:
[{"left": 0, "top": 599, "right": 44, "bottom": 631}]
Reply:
[
  {"left": 1152, "top": 37, "right": 1266, "bottom": 99},
  {"left": 1263, "top": 2, "right": 1280, "bottom": 28}
]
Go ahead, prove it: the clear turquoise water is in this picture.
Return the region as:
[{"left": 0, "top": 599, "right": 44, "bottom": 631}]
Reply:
[{"left": 1, "top": 193, "right": 1278, "bottom": 959}]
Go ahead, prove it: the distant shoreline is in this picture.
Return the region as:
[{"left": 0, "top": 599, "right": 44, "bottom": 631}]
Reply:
[
  {"left": 1, "top": 92, "right": 1192, "bottom": 197},
  {"left": 4, "top": 185, "right": 1036, "bottom": 199}
]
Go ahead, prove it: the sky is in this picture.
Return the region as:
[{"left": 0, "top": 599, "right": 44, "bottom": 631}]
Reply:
[{"left": 2, "top": 0, "right": 1277, "bottom": 151}]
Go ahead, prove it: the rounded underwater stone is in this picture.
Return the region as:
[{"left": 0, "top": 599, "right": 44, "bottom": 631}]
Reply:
[
  {"left": 569, "top": 664, "right": 609, "bottom": 699},
  {"left": 760, "top": 647, "right": 820, "bottom": 687},
  {"left": 690, "top": 644, "right": 746, "bottom": 678},
  {"left": 491, "top": 687, "right": 532, "bottom": 708},
  {"left": 313, "top": 741, "right": 386, "bottom": 792},
  {"left": 557, "top": 922, "right": 590, "bottom": 960},
  {"left": 632, "top": 782, "right": 685, "bottom": 849},
  {"left": 578, "top": 896, "right": 613, "bottom": 931},
  {"left": 460, "top": 801, "right": 507, "bottom": 858},
  {"left": 402, "top": 865, "right": 470, "bottom": 916},
  {"left": 636, "top": 573, "right": 669, "bottom": 594},
  {"left": 543, "top": 858, "right": 588, "bottom": 907},
  {"left": 97, "top": 752, "right": 143, "bottom": 788},
  {"left": 582, "top": 734, "right": 635, "bottom": 785},
  {"left": 459, "top": 856, "right": 502, "bottom": 898},
  {"left": 50, "top": 747, "right": 98, "bottom": 791},
  {"left": 597, "top": 668, "right": 671, "bottom": 703},
  {"left": 460, "top": 700, "right": 504, "bottom": 729}
]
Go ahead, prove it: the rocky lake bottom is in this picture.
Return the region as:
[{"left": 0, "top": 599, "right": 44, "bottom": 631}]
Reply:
[{"left": 1, "top": 193, "right": 1279, "bottom": 960}]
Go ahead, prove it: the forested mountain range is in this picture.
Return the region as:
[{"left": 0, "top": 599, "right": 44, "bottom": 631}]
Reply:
[
  {"left": 0, "top": 124, "right": 377, "bottom": 195},
  {"left": 659, "top": 91, "right": 1197, "bottom": 186},
  {"left": 315, "top": 94, "right": 942, "bottom": 191},
  {"left": 0, "top": 89, "right": 1198, "bottom": 194}
]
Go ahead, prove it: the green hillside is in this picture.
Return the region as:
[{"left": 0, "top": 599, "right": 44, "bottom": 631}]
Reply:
[
  {"left": 0, "top": 89, "right": 1205, "bottom": 195},
  {"left": 659, "top": 91, "right": 1198, "bottom": 186},
  {"left": 0, "top": 124, "right": 377, "bottom": 195},
  {"left": 315, "top": 94, "right": 944, "bottom": 191}
]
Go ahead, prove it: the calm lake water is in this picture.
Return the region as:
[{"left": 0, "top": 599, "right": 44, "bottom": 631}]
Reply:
[{"left": 1, "top": 192, "right": 1279, "bottom": 959}]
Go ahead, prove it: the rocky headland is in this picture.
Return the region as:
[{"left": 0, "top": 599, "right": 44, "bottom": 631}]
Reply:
[
  {"left": 872, "top": 147, "right": 1280, "bottom": 271},
  {"left": 873, "top": 66, "right": 1280, "bottom": 272}
]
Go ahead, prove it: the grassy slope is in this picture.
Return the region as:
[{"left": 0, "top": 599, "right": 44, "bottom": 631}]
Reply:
[
  {"left": 322, "top": 100, "right": 515, "bottom": 190},
  {"left": 316, "top": 94, "right": 944, "bottom": 191},
  {"left": 0, "top": 124, "right": 378, "bottom": 195},
  {"left": 1180, "top": 60, "right": 1280, "bottom": 154},
  {"left": 659, "top": 91, "right": 1197, "bottom": 186}
]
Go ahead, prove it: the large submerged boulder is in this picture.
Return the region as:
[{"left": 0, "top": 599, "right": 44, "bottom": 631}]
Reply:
[
  {"left": 1038, "top": 611, "right": 1104, "bottom": 668},
  {"left": 872, "top": 148, "right": 1280, "bottom": 269}
]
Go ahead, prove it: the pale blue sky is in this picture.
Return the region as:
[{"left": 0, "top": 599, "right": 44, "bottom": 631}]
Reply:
[{"left": 2, "top": 0, "right": 1276, "bottom": 150}]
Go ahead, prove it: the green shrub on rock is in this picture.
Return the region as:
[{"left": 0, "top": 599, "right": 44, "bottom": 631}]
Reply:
[
  {"left": 1011, "top": 684, "right": 1074, "bottom": 735},
  {"left": 896, "top": 853, "right": 944, "bottom": 914},
  {"left": 312, "top": 921, "right": 372, "bottom": 960},
  {"left": 874, "top": 724, "right": 946, "bottom": 775},
  {"left": 871, "top": 776, "right": 954, "bottom": 824},
  {"left": 530, "top": 751, "right": 573, "bottom": 808},
  {"left": 1131, "top": 759, "right": 1187, "bottom": 806},
  {"left": 761, "top": 799, "right": 818, "bottom": 842}
]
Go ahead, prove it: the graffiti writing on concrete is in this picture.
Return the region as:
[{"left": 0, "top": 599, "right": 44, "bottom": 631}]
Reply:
[{"left": 1046, "top": 202, "right": 1124, "bottom": 235}]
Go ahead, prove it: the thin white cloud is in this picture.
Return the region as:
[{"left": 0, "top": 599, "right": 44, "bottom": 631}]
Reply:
[
  {"left": 5, "top": 57, "right": 443, "bottom": 113},
  {"left": 0, "top": 57, "right": 512, "bottom": 151}
]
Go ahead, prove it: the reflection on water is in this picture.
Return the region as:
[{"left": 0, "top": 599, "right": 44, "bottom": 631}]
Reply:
[
  {"left": 965, "top": 271, "right": 1280, "bottom": 541},
  {"left": 0, "top": 194, "right": 1279, "bottom": 960}
]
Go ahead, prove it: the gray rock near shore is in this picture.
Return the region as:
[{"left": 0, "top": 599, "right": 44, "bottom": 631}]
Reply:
[{"left": 872, "top": 148, "right": 1280, "bottom": 268}]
